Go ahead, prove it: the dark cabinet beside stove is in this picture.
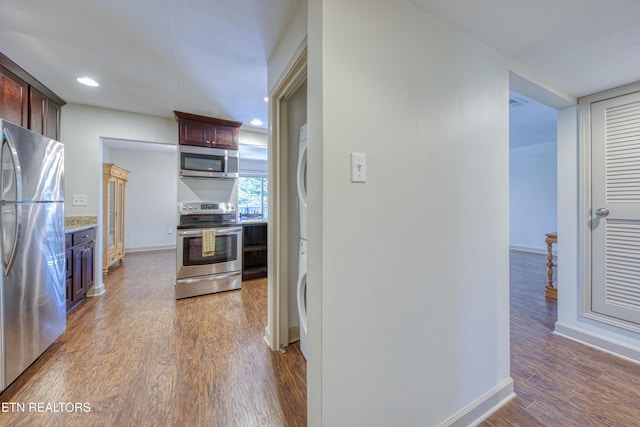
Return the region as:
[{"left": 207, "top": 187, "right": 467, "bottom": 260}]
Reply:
[{"left": 242, "top": 223, "right": 267, "bottom": 280}]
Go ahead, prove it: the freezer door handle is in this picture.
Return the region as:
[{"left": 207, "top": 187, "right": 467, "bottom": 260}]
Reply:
[
  {"left": 1, "top": 129, "right": 23, "bottom": 276},
  {"left": 2, "top": 128, "right": 23, "bottom": 202}
]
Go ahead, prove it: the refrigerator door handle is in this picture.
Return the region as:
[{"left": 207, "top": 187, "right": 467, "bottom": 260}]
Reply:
[
  {"left": 2, "top": 128, "right": 23, "bottom": 201},
  {"left": 3, "top": 206, "right": 21, "bottom": 276},
  {"left": 1, "top": 131, "right": 23, "bottom": 276}
]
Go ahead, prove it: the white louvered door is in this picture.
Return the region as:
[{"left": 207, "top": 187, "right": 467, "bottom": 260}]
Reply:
[{"left": 591, "top": 91, "right": 640, "bottom": 323}]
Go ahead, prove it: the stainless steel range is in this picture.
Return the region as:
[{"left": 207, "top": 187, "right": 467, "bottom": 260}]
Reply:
[{"left": 175, "top": 202, "right": 242, "bottom": 299}]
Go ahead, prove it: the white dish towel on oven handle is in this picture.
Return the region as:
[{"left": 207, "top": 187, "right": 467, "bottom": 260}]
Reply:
[{"left": 202, "top": 229, "right": 216, "bottom": 257}]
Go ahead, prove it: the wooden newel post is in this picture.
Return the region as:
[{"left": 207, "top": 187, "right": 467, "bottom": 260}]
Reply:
[{"left": 545, "top": 232, "right": 557, "bottom": 299}]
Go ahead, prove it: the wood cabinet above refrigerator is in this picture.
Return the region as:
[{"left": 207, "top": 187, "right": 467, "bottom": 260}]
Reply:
[{"left": 0, "top": 52, "right": 65, "bottom": 140}]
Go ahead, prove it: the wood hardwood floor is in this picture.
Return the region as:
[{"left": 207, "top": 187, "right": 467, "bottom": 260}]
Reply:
[
  {"left": 483, "top": 250, "right": 640, "bottom": 426},
  {"left": 4, "top": 249, "right": 640, "bottom": 426},
  {"left": 0, "top": 250, "right": 306, "bottom": 427}
]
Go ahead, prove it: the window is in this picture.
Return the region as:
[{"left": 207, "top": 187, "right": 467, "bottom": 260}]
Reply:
[{"left": 238, "top": 177, "right": 268, "bottom": 220}]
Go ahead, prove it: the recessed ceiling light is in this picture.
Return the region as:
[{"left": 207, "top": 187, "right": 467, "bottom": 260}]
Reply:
[
  {"left": 77, "top": 77, "right": 99, "bottom": 87},
  {"left": 250, "top": 119, "right": 264, "bottom": 126},
  {"left": 263, "top": 97, "right": 269, "bottom": 103}
]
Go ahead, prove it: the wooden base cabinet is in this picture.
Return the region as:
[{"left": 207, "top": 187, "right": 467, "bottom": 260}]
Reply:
[
  {"left": 103, "top": 163, "right": 129, "bottom": 274},
  {"left": 66, "top": 228, "right": 95, "bottom": 312}
]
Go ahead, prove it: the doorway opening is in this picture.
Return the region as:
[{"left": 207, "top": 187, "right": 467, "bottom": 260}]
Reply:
[
  {"left": 508, "top": 83, "right": 559, "bottom": 316},
  {"left": 97, "top": 138, "right": 178, "bottom": 292},
  {"left": 266, "top": 45, "right": 307, "bottom": 352}
]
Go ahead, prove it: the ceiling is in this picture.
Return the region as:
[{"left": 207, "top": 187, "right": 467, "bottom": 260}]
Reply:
[
  {"left": 415, "top": 0, "right": 640, "bottom": 98},
  {"left": 0, "top": 0, "right": 297, "bottom": 128},
  {"left": 1, "top": 0, "right": 639, "bottom": 132},
  {"left": 509, "top": 91, "right": 557, "bottom": 149}
]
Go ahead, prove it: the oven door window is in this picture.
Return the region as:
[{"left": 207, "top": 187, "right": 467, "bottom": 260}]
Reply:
[
  {"left": 181, "top": 152, "right": 224, "bottom": 173},
  {"left": 182, "top": 233, "right": 238, "bottom": 266}
]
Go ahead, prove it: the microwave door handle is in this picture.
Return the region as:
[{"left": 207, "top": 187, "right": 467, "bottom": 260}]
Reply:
[{"left": 224, "top": 150, "right": 229, "bottom": 176}]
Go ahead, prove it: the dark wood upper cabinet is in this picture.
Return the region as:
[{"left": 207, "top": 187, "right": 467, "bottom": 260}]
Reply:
[
  {"left": 45, "top": 100, "right": 61, "bottom": 140},
  {"left": 0, "top": 66, "right": 28, "bottom": 127},
  {"left": 28, "top": 87, "right": 61, "bottom": 140},
  {"left": 0, "top": 52, "right": 65, "bottom": 139},
  {"left": 29, "top": 87, "right": 46, "bottom": 135},
  {"left": 175, "top": 111, "right": 242, "bottom": 150},
  {"left": 212, "top": 124, "right": 238, "bottom": 149},
  {"left": 180, "top": 118, "right": 213, "bottom": 147}
]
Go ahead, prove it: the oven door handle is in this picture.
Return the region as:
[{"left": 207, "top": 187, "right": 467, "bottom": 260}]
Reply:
[
  {"left": 176, "top": 271, "right": 241, "bottom": 283},
  {"left": 177, "top": 227, "right": 242, "bottom": 237}
]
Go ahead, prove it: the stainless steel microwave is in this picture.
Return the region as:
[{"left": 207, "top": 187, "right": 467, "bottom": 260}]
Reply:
[{"left": 179, "top": 145, "right": 239, "bottom": 178}]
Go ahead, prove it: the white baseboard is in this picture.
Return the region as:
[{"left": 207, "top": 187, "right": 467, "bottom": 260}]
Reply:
[
  {"left": 555, "top": 322, "right": 640, "bottom": 365},
  {"left": 437, "top": 378, "right": 515, "bottom": 427},
  {"left": 289, "top": 325, "right": 300, "bottom": 344},
  {"left": 126, "top": 245, "right": 176, "bottom": 253},
  {"left": 86, "top": 281, "right": 105, "bottom": 297},
  {"left": 264, "top": 326, "right": 274, "bottom": 350},
  {"left": 510, "top": 245, "right": 557, "bottom": 256}
]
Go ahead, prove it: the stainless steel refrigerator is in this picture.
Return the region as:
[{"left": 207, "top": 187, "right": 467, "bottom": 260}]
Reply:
[{"left": 0, "top": 119, "right": 65, "bottom": 392}]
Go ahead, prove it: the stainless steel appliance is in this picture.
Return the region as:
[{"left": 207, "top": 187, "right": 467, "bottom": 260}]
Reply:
[
  {"left": 176, "top": 202, "right": 242, "bottom": 299},
  {"left": 179, "top": 145, "right": 239, "bottom": 179},
  {"left": 0, "top": 120, "right": 65, "bottom": 392}
]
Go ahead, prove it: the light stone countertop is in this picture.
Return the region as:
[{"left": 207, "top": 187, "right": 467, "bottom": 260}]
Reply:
[{"left": 65, "top": 216, "right": 98, "bottom": 233}]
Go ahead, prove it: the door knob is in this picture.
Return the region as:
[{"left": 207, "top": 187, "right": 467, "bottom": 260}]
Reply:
[{"left": 595, "top": 208, "right": 610, "bottom": 217}]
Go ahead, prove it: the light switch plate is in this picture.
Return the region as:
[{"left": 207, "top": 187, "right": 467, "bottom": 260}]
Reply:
[
  {"left": 351, "top": 152, "right": 366, "bottom": 183},
  {"left": 72, "top": 195, "right": 88, "bottom": 206}
]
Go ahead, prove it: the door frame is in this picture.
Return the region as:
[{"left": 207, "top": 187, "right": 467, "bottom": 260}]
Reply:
[
  {"left": 265, "top": 44, "right": 308, "bottom": 351},
  {"left": 578, "top": 80, "right": 640, "bottom": 333}
]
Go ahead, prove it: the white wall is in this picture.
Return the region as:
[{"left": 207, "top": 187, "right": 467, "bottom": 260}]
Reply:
[
  {"left": 61, "top": 104, "right": 177, "bottom": 289},
  {"left": 267, "top": 0, "right": 308, "bottom": 93},
  {"left": 239, "top": 128, "right": 268, "bottom": 147},
  {"left": 108, "top": 149, "right": 177, "bottom": 251},
  {"left": 509, "top": 140, "right": 558, "bottom": 253},
  {"left": 177, "top": 177, "right": 238, "bottom": 204},
  {"left": 557, "top": 105, "right": 580, "bottom": 331},
  {"left": 103, "top": 145, "right": 112, "bottom": 162},
  {"left": 239, "top": 158, "right": 267, "bottom": 176},
  {"left": 306, "top": 0, "right": 512, "bottom": 425},
  {"left": 61, "top": 104, "right": 177, "bottom": 216},
  {"left": 239, "top": 128, "right": 268, "bottom": 175}
]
